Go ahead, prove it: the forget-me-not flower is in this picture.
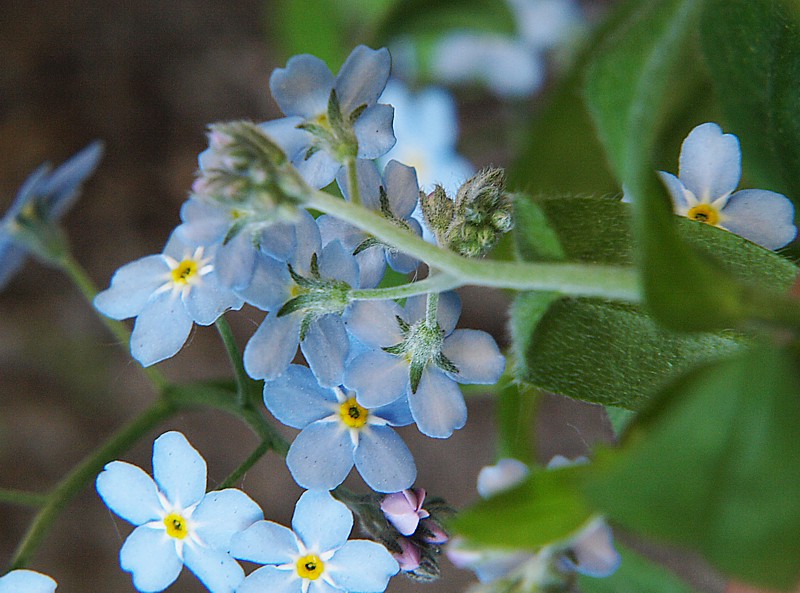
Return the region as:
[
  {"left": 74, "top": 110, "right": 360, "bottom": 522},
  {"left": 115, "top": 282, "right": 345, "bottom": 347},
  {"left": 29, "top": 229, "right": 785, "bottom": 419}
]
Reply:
[
  {"left": 344, "top": 292, "right": 505, "bottom": 438},
  {"left": 0, "top": 141, "right": 102, "bottom": 289},
  {"left": 263, "top": 364, "right": 416, "bottom": 492},
  {"left": 0, "top": 570, "right": 57, "bottom": 593},
  {"left": 94, "top": 231, "right": 244, "bottom": 366},
  {"left": 658, "top": 122, "right": 797, "bottom": 250},
  {"left": 231, "top": 490, "right": 399, "bottom": 593},
  {"left": 263, "top": 45, "right": 396, "bottom": 189},
  {"left": 96, "top": 431, "right": 263, "bottom": 593}
]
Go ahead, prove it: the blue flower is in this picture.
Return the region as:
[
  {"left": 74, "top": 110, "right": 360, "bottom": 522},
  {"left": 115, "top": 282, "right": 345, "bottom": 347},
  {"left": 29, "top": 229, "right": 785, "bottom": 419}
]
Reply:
[
  {"left": 0, "top": 570, "right": 57, "bottom": 593},
  {"left": 230, "top": 490, "right": 399, "bottom": 593},
  {"left": 378, "top": 80, "right": 473, "bottom": 195},
  {"left": 343, "top": 292, "right": 505, "bottom": 438},
  {"left": 96, "top": 431, "right": 263, "bottom": 593},
  {"left": 318, "top": 158, "right": 421, "bottom": 288},
  {"left": 264, "top": 364, "right": 416, "bottom": 493},
  {"left": 659, "top": 122, "right": 797, "bottom": 250},
  {"left": 94, "top": 231, "right": 244, "bottom": 366},
  {"left": 263, "top": 45, "right": 396, "bottom": 189},
  {"left": 0, "top": 141, "right": 102, "bottom": 289},
  {"left": 242, "top": 211, "right": 359, "bottom": 387}
]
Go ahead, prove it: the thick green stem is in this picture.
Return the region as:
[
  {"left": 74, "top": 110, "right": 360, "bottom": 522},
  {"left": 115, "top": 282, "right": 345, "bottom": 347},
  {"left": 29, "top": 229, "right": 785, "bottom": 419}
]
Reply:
[
  {"left": 306, "top": 190, "right": 641, "bottom": 301},
  {"left": 344, "top": 157, "right": 362, "bottom": 206},
  {"left": 0, "top": 489, "right": 49, "bottom": 508}
]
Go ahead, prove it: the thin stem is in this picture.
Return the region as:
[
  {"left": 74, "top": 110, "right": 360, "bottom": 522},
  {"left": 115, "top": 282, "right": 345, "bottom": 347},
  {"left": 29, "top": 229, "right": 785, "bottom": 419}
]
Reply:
[
  {"left": 350, "top": 272, "right": 461, "bottom": 301},
  {"left": 58, "top": 253, "right": 168, "bottom": 390},
  {"left": 345, "top": 157, "right": 362, "bottom": 206},
  {"left": 0, "top": 489, "right": 49, "bottom": 508},
  {"left": 306, "top": 190, "right": 641, "bottom": 301},
  {"left": 216, "top": 440, "right": 272, "bottom": 490},
  {"left": 425, "top": 290, "right": 439, "bottom": 326},
  {"left": 215, "top": 316, "right": 250, "bottom": 408},
  {"left": 10, "top": 399, "right": 177, "bottom": 570}
]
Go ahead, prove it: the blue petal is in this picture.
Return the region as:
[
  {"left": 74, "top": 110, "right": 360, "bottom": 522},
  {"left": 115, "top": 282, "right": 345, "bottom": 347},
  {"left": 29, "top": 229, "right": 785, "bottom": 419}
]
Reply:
[
  {"left": 212, "top": 232, "right": 258, "bottom": 290},
  {"left": 96, "top": 460, "right": 162, "bottom": 525},
  {"left": 263, "top": 365, "right": 336, "bottom": 429},
  {"left": 183, "top": 544, "right": 245, "bottom": 593},
  {"left": 335, "top": 46, "right": 391, "bottom": 115},
  {"left": 41, "top": 140, "right": 104, "bottom": 220},
  {"left": 259, "top": 117, "right": 312, "bottom": 162},
  {"left": 404, "top": 291, "right": 461, "bottom": 334},
  {"left": 353, "top": 104, "right": 396, "bottom": 160},
  {"left": 178, "top": 198, "right": 228, "bottom": 244},
  {"left": 236, "top": 566, "right": 301, "bottom": 593},
  {"left": 442, "top": 329, "right": 505, "bottom": 384},
  {"left": 355, "top": 246, "right": 389, "bottom": 288},
  {"left": 230, "top": 520, "right": 299, "bottom": 564},
  {"left": 565, "top": 518, "right": 621, "bottom": 578},
  {"left": 294, "top": 149, "right": 342, "bottom": 190},
  {"left": 336, "top": 158, "right": 382, "bottom": 208},
  {"left": 657, "top": 171, "right": 692, "bottom": 214},
  {"left": 354, "top": 425, "right": 416, "bottom": 493},
  {"left": 259, "top": 220, "right": 299, "bottom": 262},
  {"left": 344, "top": 300, "right": 404, "bottom": 347},
  {"left": 243, "top": 313, "right": 301, "bottom": 381},
  {"left": 192, "top": 489, "right": 263, "bottom": 550},
  {"left": 0, "top": 238, "right": 27, "bottom": 291},
  {"left": 152, "top": 431, "right": 207, "bottom": 509},
  {"left": 383, "top": 160, "right": 420, "bottom": 219},
  {"left": 286, "top": 422, "right": 354, "bottom": 490},
  {"left": 721, "top": 189, "right": 798, "bottom": 250},
  {"left": 130, "top": 291, "right": 194, "bottom": 366},
  {"left": 409, "top": 368, "right": 467, "bottom": 438},
  {"left": 292, "top": 490, "right": 353, "bottom": 553},
  {"left": 235, "top": 252, "right": 292, "bottom": 311},
  {"left": 345, "top": 349, "right": 409, "bottom": 408},
  {"left": 319, "top": 240, "right": 359, "bottom": 286},
  {"left": 93, "top": 255, "right": 169, "bottom": 320},
  {"left": 120, "top": 526, "right": 183, "bottom": 593},
  {"left": 317, "top": 215, "right": 363, "bottom": 251},
  {"left": 372, "top": 395, "right": 414, "bottom": 426},
  {"left": 184, "top": 271, "right": 243, "bottom": 326},
  {"left": 290, "top": 209, "right": 323, "bottom": 271},
  {"left": 302, "top": 315, "right": 349, "bottom": 388},
  {"left": 327, "top": 540, "right": 398, "bottom": 592},
  {"left": 0, "top": 570, "right": 57, "bottom": 593},
  {"left": 679, "top": 122, "right": 741, "bottom": 202},
  {"left": 270, "top": 54, "right": 334, "bottom": 119}
]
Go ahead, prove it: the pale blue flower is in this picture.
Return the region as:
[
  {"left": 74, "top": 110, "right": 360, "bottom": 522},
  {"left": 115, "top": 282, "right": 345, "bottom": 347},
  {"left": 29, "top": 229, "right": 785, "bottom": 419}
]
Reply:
[
  {"left": 242, "top": 211, "right": 359, "bottom": 387},
  {"left": 379, "top": 80, "right": 473, "bottom": 195},
  {"left": 96, "top": 431, "right": 263, "bottom": 593},
  {"left": 264, "top": 364, "right": 416, "bottom": 492},
  {"left": 264, "top": 45, "right": 396, "bottom": 189},
  {"left": 0, "top": 141, "right": 102, "bottom": 289},
  {"left": 231, "top": 490, "right": 399, "bottom": 593},
  {"left": 94, "top": 231, "right": 244, "bottom": 366},
  {"left": 343, "top": 292, "right": 505, "bottom": 438},
  {"left": 318, "top": 158, "right": 421, "bottom": 288},
  {"left": 0, "top": 570, "right": 57, "bottom": 593},
  {"left": 658, "top": 122, "right": 797, "bottom": 250}
]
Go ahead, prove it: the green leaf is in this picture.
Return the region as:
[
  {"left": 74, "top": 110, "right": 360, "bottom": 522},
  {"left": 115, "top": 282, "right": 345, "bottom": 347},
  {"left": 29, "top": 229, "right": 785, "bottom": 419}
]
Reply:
[
  {"left": 451, "top": 464, "right": 592, "bottom": 549},
  {"left": 495, "top": 377, "right": 538, "bottom": 464},
  {"left": 585, "top": 344, "right": 800, "bottom": 590},
  {"left": 578, "top": 543, "right": 699, "bottom": 593},
  {"left": 701, "top": 0, "right": 800, "bottom": 200}
]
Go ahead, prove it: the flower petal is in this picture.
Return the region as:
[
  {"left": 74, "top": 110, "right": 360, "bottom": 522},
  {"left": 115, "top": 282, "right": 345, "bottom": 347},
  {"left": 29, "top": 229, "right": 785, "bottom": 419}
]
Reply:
[
  {"left": 286, "top": 422, "right": 354, "bottom": 491},
  {"left": 243, "top": 313, "right": 301, "bottom": 381},
  {"left": 477, "top": 459, "right": 529, "bottom": 498},
  {"left": 259, "top": 117, "right": 311, "bottom": 162},
  {"left": 263, "top": 365, "right": 336, "bottom": 428},
  {"left": 0, "top": 239, "right": 27, "bottom": 291},
  {"left": 230, "top": 521, "right": 299, "bottom": 564},
  {"left": 409, "top": 368, "right": 467, "bottom": 438},
  {"left": 678, "top": 122, "right": 741, "bottom": 202},
  {"left": 295, "top": 146, "right": 342, "bottom": 190},
  {"left": 404, "top": 291, "right": 461, "bottom": 334},
  {"left": 292, "top": 490, "right": 353, "bottom": 553},
  {"left": 327, "top": 540, "right": 398, "bottom": 592},
  {"left": 721, "top": 189, "right": 797, "bottom": 250},
  {"left": 152, "top": 431, "right": 207, "bottom": 509},
  {"left": 345, "top": 350, "right": 409, "bottom": 408},
  {"left": 211, "top": 232, "right": 258, "bottom": 291},
  {"left": 184, "top": 270, "right": 243, "bottom": 326},
  {"left": 319, "top": 240, "right": 359, "bottom": 286},
  {"left": 355, "top": 425, "right": 416, "bottom": 493},
  {"left": 344, "top": 300, "right": 404, "bottom": 347},
  {"left": 442, "top": 329, "right": 505, "bottom": 384},
  {"left": 383, "top": 160, "right": 420, "bottom": 219},
  {"left": 336, "top": 158, "right": 382, "bottom": 209},
  {"left": 335, "top": 46, "right": 391, "bottom": 115},
  {"left": 302, "top": 315, "right": 349, "bottom": 388},
  {"left": 96, "top": 460, "right": 163, "bottom": 525},
  {"left": 270, "top": 54, "right": 334, "bottom": 119},
  {"left": 235, "top": 252, "right": 292, "bottom": 312},
  {"left": 353, "top": 104, "right": 396, "bottom": 160},
  {"left": 130, "top": 291, "right": 194, "bottom": 367},
  {"left": 657, "top": 170, "right": 693, "bottom": 214},
  {"left": 564, "top": 518, "right": 621, "bottom": 578},
  {"left": 184, "top": 543, "right": 245, "bottom": 593},
  {"left": 93, "top": 255, "right": 169, "bottom": 320},
  {"left": 236, "top": 566, "right": 301, "bottom": 593},
  {"left": 0, "top": 570, "right": 57, "bottom": 593},
  {"left": 120, "top": 525, "right": 183, "bottom": 593},
  {"left": 192, "top": 488, "right": 263, "bottom": 550}
]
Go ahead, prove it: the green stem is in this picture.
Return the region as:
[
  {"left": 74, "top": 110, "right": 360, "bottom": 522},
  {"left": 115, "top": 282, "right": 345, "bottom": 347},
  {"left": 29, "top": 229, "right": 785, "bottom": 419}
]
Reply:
[
  {"left": 58, "top": 253, "right": 168, "bottom": 390},
  {"left": 350, "top": 273, "right": 461, "bottom": 301},
  {"left": 0, "top": 489, "right": 49, "bottom": 508},
  {"left": 215, "top": 316, "right": 250, "bottom": 407},
  {"left": 9, "top": 398, "right": 177, "bottom": 570},
  {"left": 217, "top": 440, "right": 272, "bottom": 490},
  {"left": 306, "top": 190, "right": 641, "bottom": 301},
  {"left": 425, "top": 290, "right": 439, "bottom": 326},
  {"left": 345, "top": 157, "right": 362, "bottom": 206}
]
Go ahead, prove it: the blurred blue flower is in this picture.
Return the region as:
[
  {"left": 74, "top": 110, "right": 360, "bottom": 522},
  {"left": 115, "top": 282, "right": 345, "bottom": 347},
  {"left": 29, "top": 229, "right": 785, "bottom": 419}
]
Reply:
[
  {"left": 231, "top": 490, "right": 399, "bottom": 593},
  {"left": 0, "top": 570, "right": 57, "bottom": 593},
  {"left": 96, "top": 431, "right": 263, "bottom": 593},
  {"left": 264, "top": 364, "right": 416, "bottom": 493},
  {"left": 0, "top": 141, "right": 102, "bottom": 289},
  {"left": 263, "top": 45, "right": 396, "bottom": 189},
  {"left": 94, "top": 231, "right": 244, "bottom": 367},
  {"left": 344, "top": 292, "right": 505, "bottom": 438},
  {"left": 658, "top": 122, "right": 797, "bottom": 250}
]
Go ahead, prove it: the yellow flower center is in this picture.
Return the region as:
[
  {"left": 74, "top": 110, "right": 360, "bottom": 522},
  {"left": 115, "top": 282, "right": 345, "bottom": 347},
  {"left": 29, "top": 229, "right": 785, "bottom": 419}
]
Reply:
[
  {"left": 339, "top": 398, "right": 368, "bottom": 429},
  {"left": 687, "top": 203, "right": 721, "bottom": 226},
  {"left": 296, "top": 554, "right": 324, "bottom": 580},
  {"left": 171, "top": 259, "right": 199, "bottom": 285},
  {"left": 163, "top": 512, "right": 189, "bottom": 540}
]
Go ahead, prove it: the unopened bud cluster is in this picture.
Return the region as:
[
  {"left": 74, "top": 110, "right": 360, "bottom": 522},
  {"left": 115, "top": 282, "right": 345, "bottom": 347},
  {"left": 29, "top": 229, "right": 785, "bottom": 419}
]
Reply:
[{"left": 421, "top": 168, "right": 513, "bottom": 257}]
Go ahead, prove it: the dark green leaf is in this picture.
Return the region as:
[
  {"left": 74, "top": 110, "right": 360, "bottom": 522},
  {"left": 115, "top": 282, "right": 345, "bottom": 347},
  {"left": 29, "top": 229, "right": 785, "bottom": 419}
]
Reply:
[
  {"left": 452, "top": 464, "right": 592, "bottom": 549},
  {"left": 585, "top": 344, "right": 800, "bottom": 589}
]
